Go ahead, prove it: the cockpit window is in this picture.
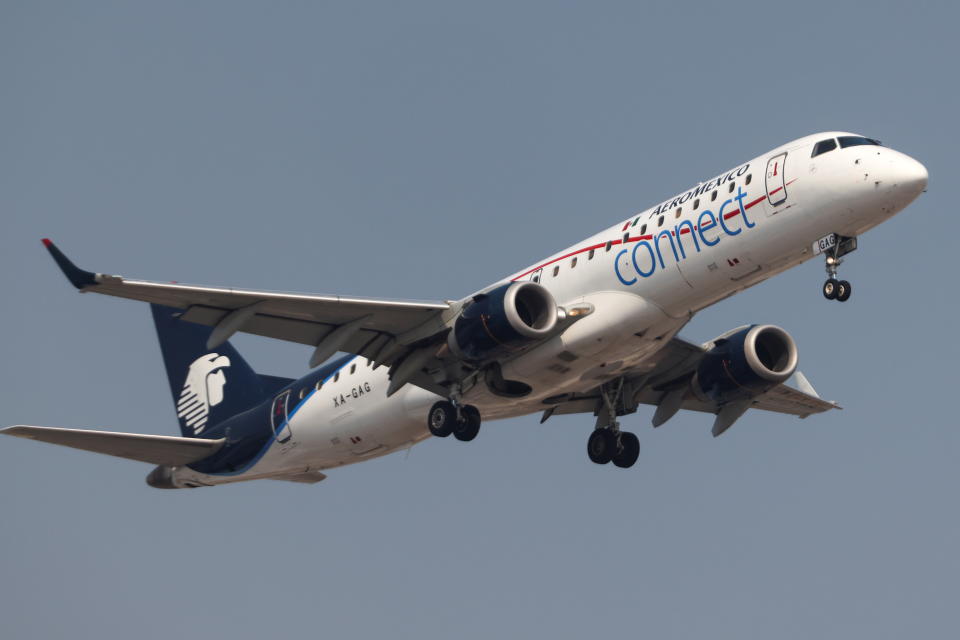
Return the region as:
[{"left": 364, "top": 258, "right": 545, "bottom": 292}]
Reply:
[
  {"left": 811, "top": 138, "right": 837, "bottom": 157},
  {"left": 838, "top": 136, "right": 881, "bottom": 149}
]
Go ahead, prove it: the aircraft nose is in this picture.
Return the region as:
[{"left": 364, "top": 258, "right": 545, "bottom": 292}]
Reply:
[{"left": 897, "top": 155, "right": 928, "bottom": 198}]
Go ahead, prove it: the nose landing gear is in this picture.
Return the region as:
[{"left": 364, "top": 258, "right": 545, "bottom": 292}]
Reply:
[
  {"left": 822, "top": 276, "right": 851, "bottom": 302},
  {"left": 820, "top": 234, "right": 857, "bottom": 302}
]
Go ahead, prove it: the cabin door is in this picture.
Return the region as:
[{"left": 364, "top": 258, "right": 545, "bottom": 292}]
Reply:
[
  {"left": 270, "top": 391, "right": 293, "bottom": 443},
  {"left": 765, "top": 153, "right": 788, "bottom": 212}
]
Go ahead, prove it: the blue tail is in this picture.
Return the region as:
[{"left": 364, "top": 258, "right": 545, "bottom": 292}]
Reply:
[{"left": 150, "top": 305, "right": 292, "bottom": 438}]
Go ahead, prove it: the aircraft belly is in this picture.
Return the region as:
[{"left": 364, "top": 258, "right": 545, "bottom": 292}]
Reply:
[
  {"left": 468, "top": 316, "right": 687, "bottom": 421},
  {"left": 287, "top": 378, "right": 432, "bottom": 468},
  {"left": 503, "top": 292, "right": 678, "bottom": 377}
]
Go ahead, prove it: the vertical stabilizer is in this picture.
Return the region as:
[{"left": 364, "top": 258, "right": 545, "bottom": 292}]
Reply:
[{"left": 151, "top": 305, "right": 268, "bottom": 438}]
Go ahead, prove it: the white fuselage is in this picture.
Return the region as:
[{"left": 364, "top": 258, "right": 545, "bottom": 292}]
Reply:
[{"left": 170, "top": 131, "right": 927, "bottom": 487}]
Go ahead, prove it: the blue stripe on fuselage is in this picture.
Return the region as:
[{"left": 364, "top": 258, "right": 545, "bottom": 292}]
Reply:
[{"left": 202, "top": 355, "right": 358, "bottom": 477}]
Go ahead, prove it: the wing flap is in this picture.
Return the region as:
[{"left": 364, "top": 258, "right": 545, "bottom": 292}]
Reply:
[
  {"left": 750, "top": 382, "right": 840, "bottom": 417},
  {"left": 2, "top": 425, "right": 225, "bottom": 466}
]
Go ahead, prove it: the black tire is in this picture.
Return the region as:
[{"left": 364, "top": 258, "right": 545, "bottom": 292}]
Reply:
[
  {"left": 823, "top": 278, "right": 839, "bottom": 300},
  {"left": 612, "top": 432, "right": 640, "bottom": 468},
  {"left": 453, "top": 405, "right": 481, "bottom": 442},
  {"left": 428, "top": 401, "right": 456, "bottom": 437},
  {"left": 836, "top": 280, "right": 852, "bottom": 302},
  {"left": 587, "top": 429, "right": 616, "bottom": 465}
]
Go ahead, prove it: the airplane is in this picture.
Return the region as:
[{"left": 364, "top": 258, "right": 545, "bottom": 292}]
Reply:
[{"left": 2, "top": 131, "right": 928, "bottom": 488}]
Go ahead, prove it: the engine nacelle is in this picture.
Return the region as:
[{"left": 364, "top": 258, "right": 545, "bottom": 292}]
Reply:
[
  {"left": 692, "top": 324, "right": 798, "bottom": 403},
  {"left": 448, "top": 282, "right": 558, "bottom": 363}
]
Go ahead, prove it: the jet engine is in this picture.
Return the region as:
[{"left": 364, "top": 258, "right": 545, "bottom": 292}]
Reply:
[
  {"left": 692, "top": 324, "right": 798, "bottom": 403},
  {"left": 447, "top": 281, "right": 558, "bottom": 363}
]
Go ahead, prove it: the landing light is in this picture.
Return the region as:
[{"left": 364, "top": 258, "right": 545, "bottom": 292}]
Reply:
[{"left": 564, "top": 304, "right": 595, "bottom": 319}]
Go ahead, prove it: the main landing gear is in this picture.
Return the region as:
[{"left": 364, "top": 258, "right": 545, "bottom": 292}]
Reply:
[
  {"left": 821, "top": 234, "right": 857, "bottom": 303},
  {"left": 587, "top": 378, "right": 641, "bottom": 469},
  {"left": 587, "top": 428, "right": 640, "bottom": 468},
  {"left": 428, "top": 400, "right": 482, "bottom": 442}
]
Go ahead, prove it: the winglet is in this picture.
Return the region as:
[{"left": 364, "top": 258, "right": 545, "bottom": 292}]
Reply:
[{"left": 41, "top": 238, "right": 98, "bottom": 289}]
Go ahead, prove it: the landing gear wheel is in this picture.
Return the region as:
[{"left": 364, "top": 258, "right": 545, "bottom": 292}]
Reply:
[
  {"left": 836, "top": 280, "right": 852, "bottom": 302},
  {"left": 428, "top": 401, "right": 456, "bottom": 438},
  {"left": 587, "top": 429, "right": 617, "bottom": 465},
  {"left": 453, "top": 405, "right": 481, "bottom": 442},
  {"left": 822, "top": 278, "right": 839, "bottom": 300},
  {"left": 612, "top": 432, "right": 640, "bottom": 468}
]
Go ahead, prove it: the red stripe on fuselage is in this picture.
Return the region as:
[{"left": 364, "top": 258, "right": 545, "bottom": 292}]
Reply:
[{"left": 511, "top": 182, "right": 792, "bottom": 281}]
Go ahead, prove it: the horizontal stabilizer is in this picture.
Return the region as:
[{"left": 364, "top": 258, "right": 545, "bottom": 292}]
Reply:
[{"left": 2, "top": 425, "right": 224, "bottom": 466}]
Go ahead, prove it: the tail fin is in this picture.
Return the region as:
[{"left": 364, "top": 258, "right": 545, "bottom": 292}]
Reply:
[{"left": 151, "top": 305, "right": 291, "bottom": 438}]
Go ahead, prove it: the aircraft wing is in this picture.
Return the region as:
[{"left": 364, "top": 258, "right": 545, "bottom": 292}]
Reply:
[
  {"left": 543, "top": 336, "right": 839, "bottom": 428},
  {"left": 41, "top": 240, "right": 452, "bottom": 372},
  {"left": 1, "top": 425, "right": 225, "bottom": 466}
]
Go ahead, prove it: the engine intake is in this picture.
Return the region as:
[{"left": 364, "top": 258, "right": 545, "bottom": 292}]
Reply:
[
  {"left": 692, "top": 324, "right": 798, "bottom": 403},
  {"left": 448, "top": 282, "right": 558, "bottom": 363}
]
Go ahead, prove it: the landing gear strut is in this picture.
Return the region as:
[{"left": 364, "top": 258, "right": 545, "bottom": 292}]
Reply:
[
  {"left": 821, "top": 234, "right": 857, "bottom": 302},
  {"left": 587, "top": 378, "right": 640, "bottom": 468},
  {"left": 428, "top": 400, "right": 482, "bottom": 442}
]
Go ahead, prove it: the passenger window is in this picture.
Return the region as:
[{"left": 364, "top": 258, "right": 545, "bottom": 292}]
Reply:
[
  {"left": 728, "top": 182, "right": 735, "bottom": 193},
  {"left": 334, "top": 371, "right": 340, "bottom": 382},
  {"left": 838, "top": 135, "right": 882, "bottom": 148},
  {"left": 623, "top": 232, "right": 629, "bottom": 243},
  {"left": 711, "top": 190, "right": 718, "bottom": 201},
  {"left": 571, "top": 257, "right": 577, "bottom": 268},
  {"left": 675, "top": 208, "right": 682, "bottom": 219},
  {"left": 315, "top": 380, "right": 323, "bottom": 390},
  {"left": 693, "top": 198, "right": 699, "bottom": 210},
  {"left": 658, "top": 215, "right": 664, "bottom": 227},
  {"left": 588, "top": 248, "right": 595, "bottom": 260},
  {"left": 745, "top": 174, "right": 752, "bottom": 185},
  {"left": 640, "top": 224, "right": 647, "bottom": 235},
  {"left": 605, "top": 240, "right": 613, "bottom": 252},
  {"left": 811, "top": 138, "right": 837, "bottom": 157},
  {"left": 553, "top": 265, "right": 559, "bottom": 277},
  {"left": 350, "top": 363, "right": 356, "bottom": 374}
]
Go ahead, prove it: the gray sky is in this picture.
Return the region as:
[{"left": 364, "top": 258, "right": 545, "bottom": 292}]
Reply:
[{"left": 2, "top": 1, "right": 958, "bottom": 638}]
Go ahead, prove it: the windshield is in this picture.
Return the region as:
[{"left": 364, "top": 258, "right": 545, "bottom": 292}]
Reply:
[
  {"left": 811, "top": 138, "right": 838, "bottom": 158},
  {"left": 838, "top": 136, "right": 882, "bottom": 149}
]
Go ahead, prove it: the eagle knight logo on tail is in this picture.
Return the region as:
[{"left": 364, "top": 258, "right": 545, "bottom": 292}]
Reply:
[{"left": 176, "top": 353, "right": 232, "bottom": 435}]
